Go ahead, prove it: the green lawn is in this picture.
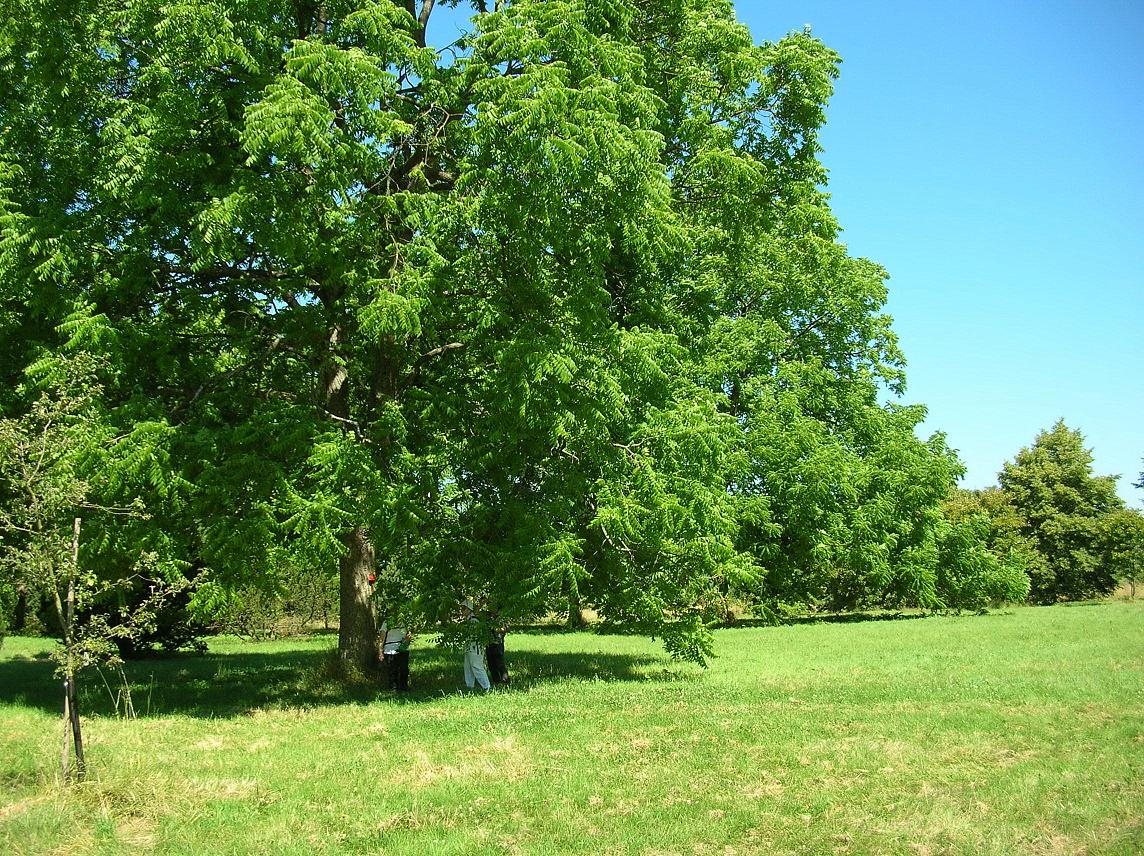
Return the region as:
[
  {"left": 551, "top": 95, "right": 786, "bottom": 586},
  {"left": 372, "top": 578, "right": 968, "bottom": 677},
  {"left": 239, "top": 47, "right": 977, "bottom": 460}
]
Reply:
[{"left": 2, "top": 603, "right": 1142, "bottom": 855}]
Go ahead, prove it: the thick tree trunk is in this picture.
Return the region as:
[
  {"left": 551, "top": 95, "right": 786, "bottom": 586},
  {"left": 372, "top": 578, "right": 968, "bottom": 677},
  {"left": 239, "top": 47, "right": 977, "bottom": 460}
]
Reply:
[
  {"left": 566, "top": 587, "right": 588, "bottom": 629},
  {"left": 337, "top": 526, "right": 378, "bottom": 669},
  {"left": 566, "top": 605, "right": 589, "bottom": 629},
  {"left": 317, "top": 321, "right": 379, "bottom": 669}
]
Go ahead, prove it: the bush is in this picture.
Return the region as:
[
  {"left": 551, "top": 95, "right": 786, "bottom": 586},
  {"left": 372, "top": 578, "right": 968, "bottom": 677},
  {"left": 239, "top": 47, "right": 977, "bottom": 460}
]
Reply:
[
  {"left": 936, "top": 514, "right": 1030, "bottom": 611},
  {"left": 199, "top": 564, "right": 338, "bottom": 642},
  {"left": 88, "top": 574, "right": 209, "bottom": 657}
]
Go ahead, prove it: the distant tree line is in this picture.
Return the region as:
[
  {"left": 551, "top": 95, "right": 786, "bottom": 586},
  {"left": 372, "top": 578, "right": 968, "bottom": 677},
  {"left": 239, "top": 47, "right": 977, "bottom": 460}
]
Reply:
[{"left": 1, "top": 1, "right": 1140, "bottom": 673}]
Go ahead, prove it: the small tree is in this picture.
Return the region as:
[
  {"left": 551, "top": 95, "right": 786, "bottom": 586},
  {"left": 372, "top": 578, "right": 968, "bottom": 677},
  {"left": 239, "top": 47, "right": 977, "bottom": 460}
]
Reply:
[
  {"left": 0, "top": 355, "right": 154, "bottom": 780},
  {"left": 998, "top": 421, "right": 1124, "bottom": 603},
  {"left": 1100, "top": 508, "right": 1144, "bottom": 599}
]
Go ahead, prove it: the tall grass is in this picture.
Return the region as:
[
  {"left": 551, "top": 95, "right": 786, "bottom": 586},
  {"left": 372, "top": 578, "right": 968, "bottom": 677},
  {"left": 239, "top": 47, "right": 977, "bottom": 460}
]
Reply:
[{"left": 2, "top": 603, "right": 1142, "bottom": 854}]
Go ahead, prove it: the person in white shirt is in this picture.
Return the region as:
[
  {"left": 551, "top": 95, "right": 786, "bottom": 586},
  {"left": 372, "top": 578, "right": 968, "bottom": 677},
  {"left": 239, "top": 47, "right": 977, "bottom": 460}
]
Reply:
[
  {"left": 459, "top": 599, "right": 490, "bottom": 692},
  {"left": 379, "top": 621, "right": 411, "bottom": 691}
]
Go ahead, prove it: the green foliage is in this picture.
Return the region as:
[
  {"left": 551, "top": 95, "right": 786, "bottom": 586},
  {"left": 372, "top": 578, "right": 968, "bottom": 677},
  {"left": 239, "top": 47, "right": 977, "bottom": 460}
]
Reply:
[
  {"left": 0, "top": 350, "right": 204, "bottom": 777},
  {"left": 999, "top": 420, "right": 1125, "bottom": 603},
  {"left": 0, "top": 350, "right": 198, "bottom": 646},
  {"left": 936, "top": 491, "right": 1031, "bottom": 611},
  {"left": 207, "top": 559, "right": 339, "bottom": 641},
  {"left": 0, "top": 577, "right": 14, "bottom": 646},
  {"left": 0, "top": 356, "right": 113, "bottom": 619},
  {"left": 731, "top": 387, "right": 963, "bottom": 613},
  {"left": 0, "top": 0, "right": 970, "bottom": 666},
  {"left": 1100, "top": 508, "right": 1144, "bottom": 597}
]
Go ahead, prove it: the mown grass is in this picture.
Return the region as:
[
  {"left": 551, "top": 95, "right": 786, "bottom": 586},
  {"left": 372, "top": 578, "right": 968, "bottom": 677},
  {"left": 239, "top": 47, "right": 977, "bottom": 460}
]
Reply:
[{"left": 2, "top": 603, "right": 1142, "bottom": 855}]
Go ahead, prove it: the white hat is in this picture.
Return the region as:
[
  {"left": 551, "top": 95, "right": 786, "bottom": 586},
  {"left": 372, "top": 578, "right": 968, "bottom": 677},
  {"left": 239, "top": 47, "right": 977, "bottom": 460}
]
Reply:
[{"left": 460, "top": 598, "right": 474, "bottom": 611}]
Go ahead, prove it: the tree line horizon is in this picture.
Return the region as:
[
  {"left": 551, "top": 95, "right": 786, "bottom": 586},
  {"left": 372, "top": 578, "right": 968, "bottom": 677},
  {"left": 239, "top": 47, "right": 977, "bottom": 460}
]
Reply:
[{"left": 2, "top": 0, "right": 1142, "bottom": 675}]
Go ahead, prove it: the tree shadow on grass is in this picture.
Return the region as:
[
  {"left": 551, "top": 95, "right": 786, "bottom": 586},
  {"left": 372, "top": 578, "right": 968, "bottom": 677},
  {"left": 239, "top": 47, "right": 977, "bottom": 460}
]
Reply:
[
  {"left": 0, "top": 640, "right": 684, "bottom": 720},
  {"left": 726, "top": 610, "right": 931, "bottom": 628}
]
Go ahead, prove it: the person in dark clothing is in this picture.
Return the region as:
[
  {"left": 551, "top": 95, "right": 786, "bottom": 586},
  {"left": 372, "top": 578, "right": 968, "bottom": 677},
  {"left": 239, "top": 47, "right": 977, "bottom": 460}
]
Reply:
[
  {"left": 380, "top": 622, "right": 411, "bottom": 691},
  {"left": 485, "top": 617, "right": 509, "bottom": 687}
]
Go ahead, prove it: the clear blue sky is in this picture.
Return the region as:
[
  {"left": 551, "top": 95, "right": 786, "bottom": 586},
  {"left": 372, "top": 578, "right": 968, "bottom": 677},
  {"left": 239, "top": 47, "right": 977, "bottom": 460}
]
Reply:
[
  {"left": 430, "top": 2, "right": 1144, "bottom": 507},
  {"left": 736, "top": 1, "right": 1144, "bottom": 506}
]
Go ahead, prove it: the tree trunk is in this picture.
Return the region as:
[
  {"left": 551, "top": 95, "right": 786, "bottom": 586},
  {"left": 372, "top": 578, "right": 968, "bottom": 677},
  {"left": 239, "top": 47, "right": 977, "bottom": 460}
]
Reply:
[
  {"left": 60, "top": 679, "right": 71, "bottom": 780},
  {"left": 61, "top": 673, "right": 85, "bottom": 781},
  {"left": 59, "top": 517, "right": 86, "bottom": 782},
  {"left": 337, "top": 526, "right": 378, "bottom": 669},
  {"left": 13, "top": 587, "right": 27, "bottom": 631},
  {"left": 566, "top": 587, "right": 588, "bottom": 629},
  {"left": 317, "top": 320, "right": 378, "bottom": 669}
]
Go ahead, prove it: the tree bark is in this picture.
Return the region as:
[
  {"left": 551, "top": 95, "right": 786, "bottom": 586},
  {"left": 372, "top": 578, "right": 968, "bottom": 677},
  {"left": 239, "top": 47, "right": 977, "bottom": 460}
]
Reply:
[
  {"left": 59, "top": 517, "right": 86, "bottom": 782},
  {"left": 566, "top": 586, "right": 588, "bottom": 629},
  {"left": 337, "top": 526, "right": 378, "bottom": 669},
  {"left": 317, "top": 322, "right": 378, "bottom": 668},
  {"left": 63, "top": 673, "right": 85, "bottom": 781},
  {"left": 60, "top": 680, "right": 71, "bottom": 781},
  {"left": 13, "top": 587, "right": 27, "bottom": 631}
]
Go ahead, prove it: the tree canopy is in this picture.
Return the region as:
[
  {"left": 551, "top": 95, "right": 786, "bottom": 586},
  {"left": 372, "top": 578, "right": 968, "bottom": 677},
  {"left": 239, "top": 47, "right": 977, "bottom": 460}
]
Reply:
[
  {"left": 998, "top": 420, "right": 1125, "bottom": 603},
  {"left": 2, "top": 0, "right": 980, "bottom": 665}
]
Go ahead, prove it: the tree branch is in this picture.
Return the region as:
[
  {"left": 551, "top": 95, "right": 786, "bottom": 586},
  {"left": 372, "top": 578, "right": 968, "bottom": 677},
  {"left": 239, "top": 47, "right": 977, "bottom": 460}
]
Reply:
[
  {"left": 416, "top": 340, "right": 463, "bottom": 365},
  {"left": 324, "top": 410, "right": 369, "bottom": 443},
  {"left": 416, "top": 0, "right": 436, "bottom": 48},
  {"left": 401, "top": 341, "right": 464, "bottom": 389}
]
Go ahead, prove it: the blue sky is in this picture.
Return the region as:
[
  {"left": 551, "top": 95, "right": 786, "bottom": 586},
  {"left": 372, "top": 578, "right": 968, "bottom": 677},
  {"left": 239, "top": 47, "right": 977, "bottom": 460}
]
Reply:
[
  {"left": 735, "top": 1, "right": 1143, "bottom": 506},
  {"left": 430, "top": 2, "right": 1144, "bottom": 507}
]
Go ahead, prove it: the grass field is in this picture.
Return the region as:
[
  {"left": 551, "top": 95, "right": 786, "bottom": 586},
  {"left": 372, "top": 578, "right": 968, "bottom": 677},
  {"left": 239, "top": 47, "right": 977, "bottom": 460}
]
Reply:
[{"left": 2, "top": 603, "right": 1142, "bottom": 855}]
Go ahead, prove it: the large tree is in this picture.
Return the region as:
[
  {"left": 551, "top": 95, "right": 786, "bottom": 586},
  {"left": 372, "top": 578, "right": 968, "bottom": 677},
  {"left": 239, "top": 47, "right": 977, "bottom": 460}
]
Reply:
[
  {"left": 2, "top": 0, "right": 957, "bottom": 664},
  {"left": 998, "top": 420, "right": 1124, "bottom": 602}
]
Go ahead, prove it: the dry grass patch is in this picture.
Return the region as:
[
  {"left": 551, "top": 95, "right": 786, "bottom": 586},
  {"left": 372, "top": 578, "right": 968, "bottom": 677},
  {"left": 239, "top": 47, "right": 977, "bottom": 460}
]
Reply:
[{"left": 402, "top": 734, "right": 534, "bottom": 788}]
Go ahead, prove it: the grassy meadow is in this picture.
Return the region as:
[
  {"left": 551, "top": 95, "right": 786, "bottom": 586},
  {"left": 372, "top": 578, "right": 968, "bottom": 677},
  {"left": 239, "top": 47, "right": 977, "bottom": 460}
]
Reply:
[{"left": 2, "top": 603, "right": 1142, "bottom": 855}]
